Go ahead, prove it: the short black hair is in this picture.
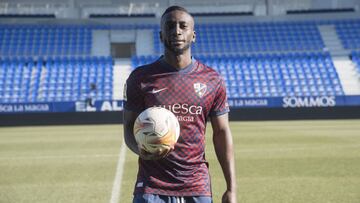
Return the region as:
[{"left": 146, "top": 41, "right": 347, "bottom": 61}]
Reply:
[{"left": 161, "top": 5, "right": 193, "bottom": 18}]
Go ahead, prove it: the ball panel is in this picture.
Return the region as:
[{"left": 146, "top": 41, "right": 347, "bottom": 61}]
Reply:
[{"left": 153, "top": 128, "right": 178, "bottom": 147}]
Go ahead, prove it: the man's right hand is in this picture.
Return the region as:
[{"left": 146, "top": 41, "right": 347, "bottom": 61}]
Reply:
[{"left": 222, "top": 190, "right": 237, "bottom": 203}]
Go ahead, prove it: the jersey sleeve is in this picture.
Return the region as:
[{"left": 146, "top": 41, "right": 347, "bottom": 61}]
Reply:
[
  {"left": 209, "top": 77, "right": 230, "bottom": 117},
  {"left": 123, "top": 72, "right": 144, "bottom": 113}
]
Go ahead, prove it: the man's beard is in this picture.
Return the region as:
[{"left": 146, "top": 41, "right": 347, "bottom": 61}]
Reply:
[{"left": 164, "top": 41, "right": 191, "bottom": 55}]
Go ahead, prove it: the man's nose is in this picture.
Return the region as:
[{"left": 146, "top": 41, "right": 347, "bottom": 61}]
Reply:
[{"left": 172, "top": 24, "right": 181, "bottom": 35}]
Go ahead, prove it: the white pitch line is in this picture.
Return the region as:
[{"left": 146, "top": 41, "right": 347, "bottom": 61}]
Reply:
[{"left": 109, "top": 140, "right": 127, "bottom": 203}]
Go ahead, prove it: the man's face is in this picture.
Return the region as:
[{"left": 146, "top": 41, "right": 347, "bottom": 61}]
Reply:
[{"left": 160, "top": 10, "right": 196, "bottom": 55}]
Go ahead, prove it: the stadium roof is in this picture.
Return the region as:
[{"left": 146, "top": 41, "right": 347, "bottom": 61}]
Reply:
[{"left": 0, "top": 0, "right": 358, "bottom": 18}]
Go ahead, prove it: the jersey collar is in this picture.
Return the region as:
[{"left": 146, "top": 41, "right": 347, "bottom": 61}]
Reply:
[{"left": 158, "top": 56, "right": 196, "bottom": 74}]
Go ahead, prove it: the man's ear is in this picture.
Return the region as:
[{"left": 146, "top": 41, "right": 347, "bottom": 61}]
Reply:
[{"left": 192, "top": 31, "right": 196, "bottom": 43}]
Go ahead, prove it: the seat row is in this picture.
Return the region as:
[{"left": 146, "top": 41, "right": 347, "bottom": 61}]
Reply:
[
  {"left": 0, "top": 57, "right": 114, "bottom": 103},
  {"left": 132, "top": 53, "right": 344, "bottom": 98}
]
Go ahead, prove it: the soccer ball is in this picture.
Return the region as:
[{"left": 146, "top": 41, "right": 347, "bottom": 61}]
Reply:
[{"left": 133, "top": 107, "right": 180, "bottom": 156}]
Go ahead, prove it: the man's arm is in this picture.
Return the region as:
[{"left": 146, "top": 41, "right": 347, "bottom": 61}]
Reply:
[
  {"left": 211, "top": 113, "right": 237, "bottom": 203},
  {"left": 123, "top": 109, "right": 140, "bottom": 155}
]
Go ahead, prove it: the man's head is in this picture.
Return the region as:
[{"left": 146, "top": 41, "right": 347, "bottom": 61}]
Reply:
[{"left": 160, "top": 6, "right": 196, "bottom": 55}]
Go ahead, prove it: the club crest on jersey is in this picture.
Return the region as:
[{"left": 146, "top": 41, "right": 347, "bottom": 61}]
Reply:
[{"left": 194, "top": 83, "right": 207, "bottom": 98}]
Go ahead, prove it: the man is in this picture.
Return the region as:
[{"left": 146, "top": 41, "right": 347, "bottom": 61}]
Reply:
[
  {"left": 85, "top": 83, "right": 97, "bottom": 107},
  {"left": 123, "top": 5, "right": 237, "bottom": 203}
]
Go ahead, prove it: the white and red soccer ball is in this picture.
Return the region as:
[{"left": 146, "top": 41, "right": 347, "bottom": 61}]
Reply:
[{"left": 133, "top": 107, "right": 180, "bottom": 156}]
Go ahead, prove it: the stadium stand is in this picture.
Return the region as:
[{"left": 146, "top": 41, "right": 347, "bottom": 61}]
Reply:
[
  {"left": 0, "top": 0, "right": 359, "bottom": 124},
  {"left": 0, "top": 56, "right": 113, "bottom": 103},
  {"left": 38, "top": 56, "right": 113, "bottom": 102},
  {"left": 154, "top": 22, "right": 325, "bottom": 54},
  {"left": 335, "top": 19, "right": 360, "bottom": 50},
  {"left": 0, "top": 19, "right": 359, "bottom": 104},
  {"left": 132, "top": 52, "right": 344, "bottom": 98},
  {"left": 0, "top": 25, "right": 92, "bottom": 57}
]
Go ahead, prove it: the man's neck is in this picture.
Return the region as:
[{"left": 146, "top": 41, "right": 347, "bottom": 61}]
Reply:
[{"left": 163, "top": 51, "right": 192, "bottom": 70}]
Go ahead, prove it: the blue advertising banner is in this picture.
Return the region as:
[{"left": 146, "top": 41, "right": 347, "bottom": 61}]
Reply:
[
  {"left": 0, "top": 100, "right": 124, "bottom": 114},
  {"left": 0, "top": 96, "right": 359, "bottom": 114},
  {"left": 228, "top": 95, "right": 360, "bottom": 108}
]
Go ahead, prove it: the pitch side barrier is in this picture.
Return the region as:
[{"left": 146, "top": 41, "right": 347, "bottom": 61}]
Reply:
[
  {"left": 0, "top": 100, "right": 124, "bottom": 114},
  {"left": 227, "top": 95, "right": 360, "bottom": 108},
  {"left": 227, "top": 95, "right": 360, "bottom": 120},
  {"left": 0, "top": 96, "right": 359, "bottom": 125},
  {"left": 1, "top": 96, "right": 359, "bottom": 114},
  {"left": 0, "top": 100, "right": 124, "bottom": 126}
]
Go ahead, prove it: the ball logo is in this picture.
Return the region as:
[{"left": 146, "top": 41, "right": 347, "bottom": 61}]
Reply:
[
  {"left": 194, "top": 83, "right": 207, "bottom": 98},
  {"left": 283, "top": 96, "right": 336, "bottom": 108}
]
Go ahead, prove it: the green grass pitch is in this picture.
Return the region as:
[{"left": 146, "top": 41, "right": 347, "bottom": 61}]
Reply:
[{"left": 0, "top": 120, "right": 359, "bottom": 203}]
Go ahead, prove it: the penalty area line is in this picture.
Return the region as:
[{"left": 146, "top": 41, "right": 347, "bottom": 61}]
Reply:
[{"left": 109, "top": 140, "right": 127, "bottom": 203}]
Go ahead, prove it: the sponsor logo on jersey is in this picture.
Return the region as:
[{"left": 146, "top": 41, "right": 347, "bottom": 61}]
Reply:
[
  {"left": 194, "top": 83, "right": 207, "bottom": 98},
  {"left": 156, "top": 103, "right": 203, "bottom": 115},
  {"left": 154, "top": 103, "right": 203, "bottom": 122}
]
